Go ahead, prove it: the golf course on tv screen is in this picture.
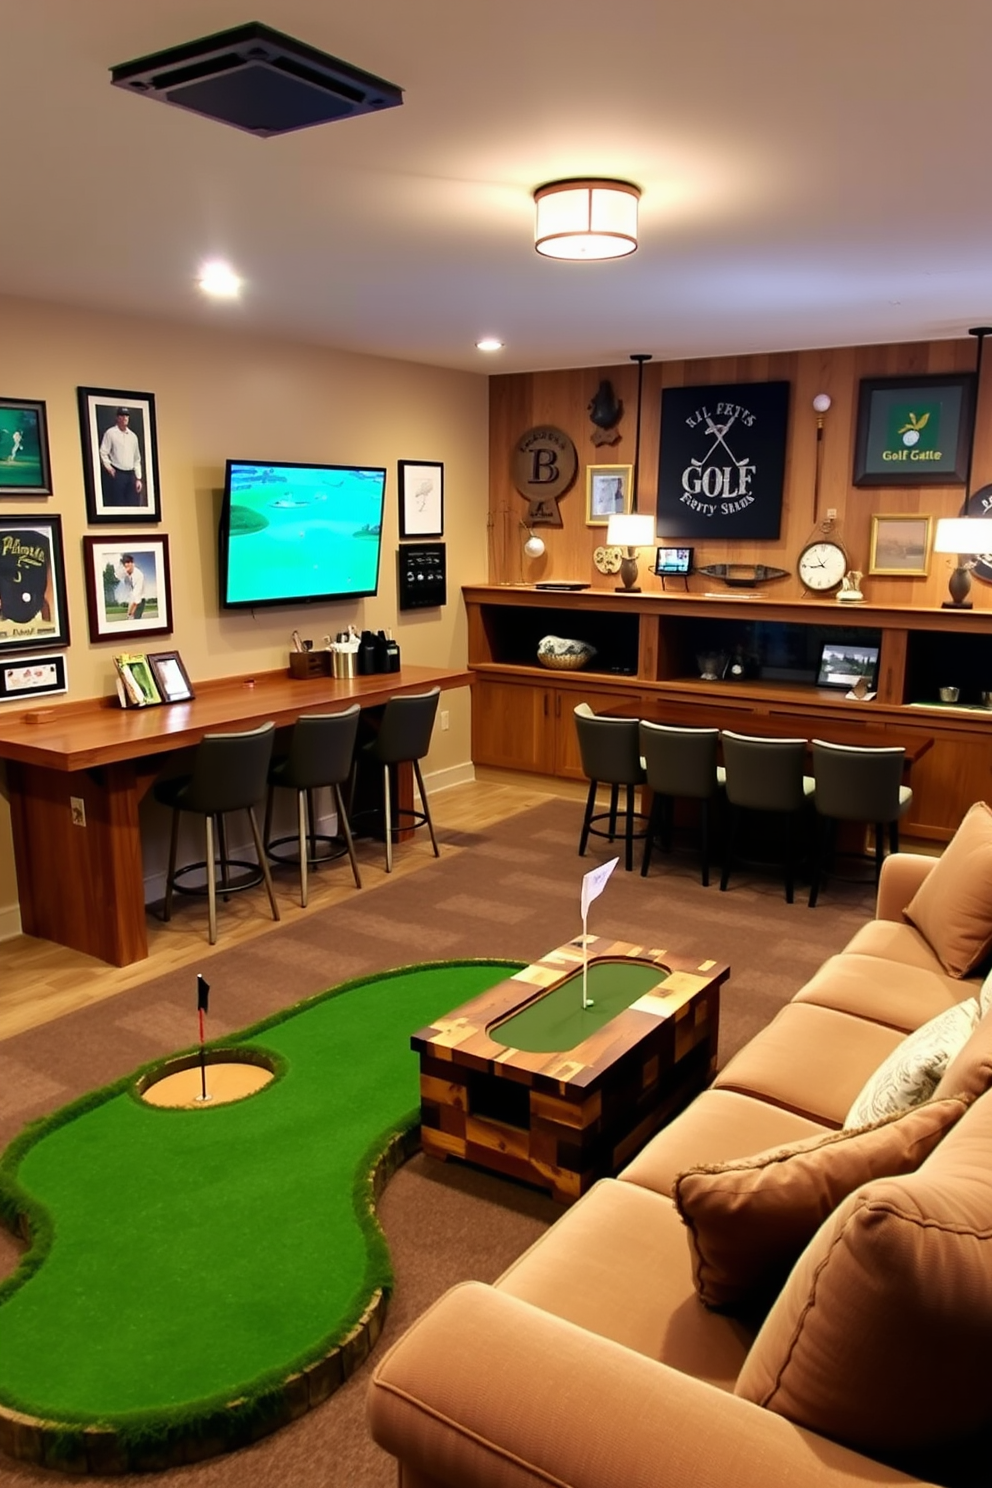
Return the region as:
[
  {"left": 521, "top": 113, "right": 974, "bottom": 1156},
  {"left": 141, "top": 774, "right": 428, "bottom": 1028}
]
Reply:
[{"left": 220, "top": 460, "right": 386, "bottom": 608}]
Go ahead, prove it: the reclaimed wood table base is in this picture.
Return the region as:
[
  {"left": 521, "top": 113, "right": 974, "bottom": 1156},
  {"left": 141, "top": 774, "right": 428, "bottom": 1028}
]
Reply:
[{"left": 412, "top": 936, "right": 729, "bottom": 1204}]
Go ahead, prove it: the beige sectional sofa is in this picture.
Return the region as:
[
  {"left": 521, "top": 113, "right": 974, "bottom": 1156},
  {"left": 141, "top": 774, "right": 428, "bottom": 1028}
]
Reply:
[{"left": 369, "top": 809, "right": 992, "bottom": 1488}]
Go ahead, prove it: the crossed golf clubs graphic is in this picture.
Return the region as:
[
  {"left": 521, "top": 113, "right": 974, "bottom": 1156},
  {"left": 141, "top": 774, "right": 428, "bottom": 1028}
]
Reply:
[{"left": 689, "top": 413, "right": 748, "bottom": 470}]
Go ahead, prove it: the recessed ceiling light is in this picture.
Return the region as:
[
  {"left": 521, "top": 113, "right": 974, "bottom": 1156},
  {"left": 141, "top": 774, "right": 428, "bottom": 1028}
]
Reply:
[
  {"left": 198, "top": 260, "right": 243, "bottom": 298},
  {"left": 476, "top": 337, "right": 504, "bottom": 352}
]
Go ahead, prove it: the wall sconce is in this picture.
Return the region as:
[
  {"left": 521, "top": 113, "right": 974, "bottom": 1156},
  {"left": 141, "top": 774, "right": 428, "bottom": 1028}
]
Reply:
[
  {"left": 522, "top": 526, "right": 546, "bottom": 559},
  {"left": 534, "top": 179, "right": 640, "bottom": 261},
  {"left": 606, "top": 512, "right": 655, "bottom": 592},
  {"left": 932, "top": 517, "right": 992, "bottom": 608}
]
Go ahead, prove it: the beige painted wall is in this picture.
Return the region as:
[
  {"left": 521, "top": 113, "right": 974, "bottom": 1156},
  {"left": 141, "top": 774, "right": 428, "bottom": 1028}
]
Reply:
[{"left": 0, "top": 295, "right": 488, "bottom": 932}]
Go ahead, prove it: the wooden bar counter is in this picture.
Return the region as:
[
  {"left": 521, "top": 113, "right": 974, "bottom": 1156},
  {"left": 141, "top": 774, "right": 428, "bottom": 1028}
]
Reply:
[{"left": 0, "top": 664, "right": 471, "bottom": 967}]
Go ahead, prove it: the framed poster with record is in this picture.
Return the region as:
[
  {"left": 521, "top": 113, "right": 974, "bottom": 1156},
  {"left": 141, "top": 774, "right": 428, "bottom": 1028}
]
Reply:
[{"left": 0, "top": 515, "right": 70, "bottom": 653}]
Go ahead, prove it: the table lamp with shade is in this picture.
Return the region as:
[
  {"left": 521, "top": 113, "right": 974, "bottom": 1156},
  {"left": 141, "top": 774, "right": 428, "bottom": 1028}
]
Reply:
[
  {"left": 606, "top": 512, "right": 656, "bottom": 593},
  {"left": 932, "top": 517, "right": 992, "bottom": 608}
]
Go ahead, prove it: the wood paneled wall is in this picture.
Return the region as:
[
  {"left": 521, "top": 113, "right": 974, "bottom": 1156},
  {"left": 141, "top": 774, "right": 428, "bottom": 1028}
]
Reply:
[{"left": 489, "top": 339, "right": 992, "bottom": 609}]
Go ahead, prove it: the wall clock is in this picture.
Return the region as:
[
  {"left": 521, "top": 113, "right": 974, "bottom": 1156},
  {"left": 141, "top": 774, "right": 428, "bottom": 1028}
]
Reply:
[
  {"left": 797, "top": 539, "right": 848, "bottom": 593},
  {"left": 593, "top": 545, "right": 623, "bottom": 575}
]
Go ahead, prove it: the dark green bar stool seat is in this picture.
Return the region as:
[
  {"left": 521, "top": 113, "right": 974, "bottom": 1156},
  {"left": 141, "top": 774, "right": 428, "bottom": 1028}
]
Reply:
[
  {"left": 264, "top": 706, "right": 362, "bottom": 908},
  {"left": 154, "top": 722, "right": 280, "bottom": 945},
  {"left": 358, "top": 687, "right": 441, "bottom": 872}
]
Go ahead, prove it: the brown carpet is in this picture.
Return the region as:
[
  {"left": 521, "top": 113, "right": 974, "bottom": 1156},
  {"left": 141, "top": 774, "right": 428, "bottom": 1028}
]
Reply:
[{"left": 0, "top": 798, "right": 877, "bottom": 1485}]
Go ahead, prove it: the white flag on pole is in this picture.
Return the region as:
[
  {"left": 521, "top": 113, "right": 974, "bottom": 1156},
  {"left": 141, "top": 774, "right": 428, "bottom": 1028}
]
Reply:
[{"left": 581, "top": 856, "right": 619, "bottom": 921}]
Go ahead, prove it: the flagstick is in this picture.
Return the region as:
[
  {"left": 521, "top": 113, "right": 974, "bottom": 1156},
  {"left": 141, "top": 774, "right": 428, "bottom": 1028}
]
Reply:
[
  {"left": 581, "top": 916, "right": 593, "bottom": 1008},
  {"left": 198, "top": 1005, "right": 208, "bottom": 1101}
]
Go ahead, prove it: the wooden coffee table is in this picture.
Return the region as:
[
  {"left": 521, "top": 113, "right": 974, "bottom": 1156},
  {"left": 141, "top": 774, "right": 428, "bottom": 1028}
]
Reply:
[{"left": 411, "top": 936, "right": 728, "bottom": 1203}]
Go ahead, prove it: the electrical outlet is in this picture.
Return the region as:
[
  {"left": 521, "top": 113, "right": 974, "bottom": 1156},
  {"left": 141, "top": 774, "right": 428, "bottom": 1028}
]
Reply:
[
  {"left": 440, "top": 709, "right": 450, "bottom": 731},
  {"left": 70, "top": 796, "right": 86, "bottom": 827}
]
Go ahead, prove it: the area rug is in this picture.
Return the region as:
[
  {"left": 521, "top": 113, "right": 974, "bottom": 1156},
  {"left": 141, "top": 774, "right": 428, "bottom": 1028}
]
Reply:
[{"left": 0, "top": 797, "right": 878, "bottom": 1485}]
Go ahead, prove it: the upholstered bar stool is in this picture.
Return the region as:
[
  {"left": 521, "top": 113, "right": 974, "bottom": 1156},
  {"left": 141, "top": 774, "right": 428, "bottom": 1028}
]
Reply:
[
  {"left": 574, "top": 703, "right": 647, "bottom": 873},
  {"left": 719, "top": 730, "right": 815, "bottom": 904},
  {"left": 808, "top": 740, "right": 912, "bottom": 907},
  {"left": 359, "top": 687, "right": 441, "bottom": 872},
  {"left": 154, "top": 722, "right": 280, "bottom": 945},
  {"left": 639, "top": 721, "right": 723, "bottom": 885},
  {"left": 264, "top": 706, "right": 362, "bottom": 908}
]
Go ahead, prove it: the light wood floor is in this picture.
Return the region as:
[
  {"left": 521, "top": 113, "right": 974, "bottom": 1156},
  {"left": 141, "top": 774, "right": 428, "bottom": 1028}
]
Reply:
[{"left": 0, "top": 770, "right": 585, "bottom": 1044}]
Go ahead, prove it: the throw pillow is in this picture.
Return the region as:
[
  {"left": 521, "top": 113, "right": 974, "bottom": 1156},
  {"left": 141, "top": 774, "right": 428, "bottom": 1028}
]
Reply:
[
  {"left": 674, "top": 1095, "right": 970, "bottom": 1311},
  {"left": 903, "top": 801, "right": 992, "bottom": 977},
  {"left": 735, "top": 1090, "right": 992, "bottom": 1464},
  {"left": 933, "top": 1000, "right": 992, "bottom": 1103},
  {"left": 843, "top": 998, "right": 979, "bottom": 1128}
]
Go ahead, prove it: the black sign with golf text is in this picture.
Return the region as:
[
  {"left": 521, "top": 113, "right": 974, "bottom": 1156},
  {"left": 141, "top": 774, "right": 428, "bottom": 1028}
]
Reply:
[{"left": 656, "top": 381, "right": 790, "bottom": 539}]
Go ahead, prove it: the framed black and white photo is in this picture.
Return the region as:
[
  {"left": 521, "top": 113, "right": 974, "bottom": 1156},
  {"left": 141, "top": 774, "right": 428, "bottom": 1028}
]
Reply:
[
  {"left": 0, "top": 397, "right": 52, "bottom": 497},
  {"left": 147, "top": 649, "right": 195, "bottom": 702},
  {"left": 77, "top": 387, "right": 161, "bottom": 523},
  {"left": 853, "top": 374, "right": 975, "bottom": 487},
  {"left": 398, "top": 460, "right": 443, "bottom": 538},
  {"left": 586, "top": 464, "right": 633, "bottom": 525},
  {"left": 0, "top": 652, "right": 67, "bottom": 704},
  {"left": 0, "top": 515, "right": 70, "bottom": 652},
  {"left": 83, "top": 534, "right": 172, "bottom": 642}
]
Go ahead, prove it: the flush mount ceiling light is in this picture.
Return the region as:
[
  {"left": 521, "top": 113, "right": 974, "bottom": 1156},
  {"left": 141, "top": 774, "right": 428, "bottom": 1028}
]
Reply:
[
  {"left": 475, "top": 337, "right": 504, "bottom": 352},
  {"left": 533, "top": 179, "right": 640, "bottom": 261},
  {"left": 198, "top": 260, "right": 243, "bottom": 297}
]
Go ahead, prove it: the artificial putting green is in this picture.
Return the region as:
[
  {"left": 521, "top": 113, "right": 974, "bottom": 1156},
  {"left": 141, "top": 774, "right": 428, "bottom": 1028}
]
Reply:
[
  {"left": 492, "top": 960, "right": 668, "bottom": 1053},
  {"left": 0, "top": 960, "right": 520, "bottom": 1449}
]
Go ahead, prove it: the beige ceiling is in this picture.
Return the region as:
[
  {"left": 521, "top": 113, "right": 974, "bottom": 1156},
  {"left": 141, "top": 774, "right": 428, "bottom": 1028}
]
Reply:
[{"left": 2, "top": 1, "right": 990, "bottom": 373}]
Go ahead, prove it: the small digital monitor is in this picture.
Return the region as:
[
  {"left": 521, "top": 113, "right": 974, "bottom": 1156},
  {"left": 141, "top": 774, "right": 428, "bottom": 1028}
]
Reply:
[
  {"left": 817, "top": 642, "right": 880, "bottom": 690},
  {"left": 654, "top": 546, "right": 693, "bottom": 575}
]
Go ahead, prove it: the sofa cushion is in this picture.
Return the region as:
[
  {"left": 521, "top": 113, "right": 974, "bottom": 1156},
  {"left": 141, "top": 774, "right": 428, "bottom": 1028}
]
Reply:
[
  {"left": 713, "top": 1003, "right": 905, "bottom": 1127},
  {"left": 933, "top": 999, "right": 992, "bottom": 1102},
  {"left": 673, "top": 1096, "right": 970, "bottom": 1311},
  {"left": 903, "top": 801, "right": 992, "bottom": 977},
  {"left": 791, "top": 951, "right": 970, "bottom": 1032},
  {"left": 844, "top": 998, "right": 979, "bottom": 1128},
  {"left": 735, "top": 1090, "right": 992, "bottom": 1462},
  {"left": 842, "top": 916, "right": 949, "bottom": 976}
]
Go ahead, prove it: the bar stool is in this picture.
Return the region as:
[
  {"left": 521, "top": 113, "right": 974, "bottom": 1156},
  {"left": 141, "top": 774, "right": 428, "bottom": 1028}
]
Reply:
[
  {"left": 639, "top": 721, "right": 723, "bottom": 885},
  {"left": 154, "top": 722, "right": 280, "bottom": 945},
  {"left": 359, "top": 688, "right": 440, "bottom": 872},
  {"left": 808, "top": 740, "right": 912, "bottom": 907},
  {"left": 264, "top": 706, "right": 362, "bottom": 907},
  {"left": 574, "top": 703, "right": 648, "bottom": 872},
  {"left": 719, "top": 730, "right": 815, "bottom": 903}
]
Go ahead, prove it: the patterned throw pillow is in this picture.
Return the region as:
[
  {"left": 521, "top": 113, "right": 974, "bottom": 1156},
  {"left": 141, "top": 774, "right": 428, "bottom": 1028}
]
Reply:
[{"left": 844, "top": 999, "right": 979, "bottom": 1128}]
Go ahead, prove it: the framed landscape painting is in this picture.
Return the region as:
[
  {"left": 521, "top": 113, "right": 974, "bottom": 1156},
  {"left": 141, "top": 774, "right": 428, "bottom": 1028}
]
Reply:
[{"left": 0, "top": 398, "right": 52, "bottom": 496}]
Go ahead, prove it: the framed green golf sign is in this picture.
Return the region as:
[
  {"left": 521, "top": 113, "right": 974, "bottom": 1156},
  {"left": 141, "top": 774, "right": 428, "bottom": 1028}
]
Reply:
[{"left": 853, "top": 372, "right": 975, "bottom": 486}]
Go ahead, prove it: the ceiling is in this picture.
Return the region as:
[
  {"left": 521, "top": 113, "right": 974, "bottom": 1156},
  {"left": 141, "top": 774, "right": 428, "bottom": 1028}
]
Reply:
[{"left": 3, "top": 0, "right": 991, "bottom": 374}]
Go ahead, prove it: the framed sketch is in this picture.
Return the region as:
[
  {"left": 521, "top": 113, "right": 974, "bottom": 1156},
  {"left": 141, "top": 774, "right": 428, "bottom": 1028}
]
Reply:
[
  {"left": 586, "top": 463, "right": 633, "bottom": 525},
  {"left": 398, "top": 460, "right": 443, "bottom": 538},
  {"left": 0, "top": 652, "right": 67, "bottom": 704},
  {"left": 0, "top": 397, "right": 52, "bottom": 496},
  {"left": 853, "top": 374, "right": 975, "bottom": 487},
  {"left": 82, "top": 534, "right": 173, "bottom": 642},
  {"left": 868, "top": 513, "right": 933, "bottom": 575},
  {"left": 77, "top": 386, "right": 161, "bottom": 523},
  {"left": 0, "top": 515, "right": 70, "bottom": 652},
  {"left": 147, "top": 649, "right": 195, "bottom": 702}
]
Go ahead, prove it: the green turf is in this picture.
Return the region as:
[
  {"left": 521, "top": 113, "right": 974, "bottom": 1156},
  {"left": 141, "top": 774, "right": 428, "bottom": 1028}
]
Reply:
[
  {"left": 0, "top": 960, "right": 520, "bottom": 1445},
  {"left": 492, "top": 961, "right": 668, "bottom": 1052}
]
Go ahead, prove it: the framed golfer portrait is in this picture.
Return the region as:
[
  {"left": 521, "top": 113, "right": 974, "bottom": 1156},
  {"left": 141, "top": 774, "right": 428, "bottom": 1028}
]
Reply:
[
  {"left": 82, "top": 534, "right": 172, "bottom": 642},
  {"left": 77, "top": 387, "right": 162, "bottom": 524}
]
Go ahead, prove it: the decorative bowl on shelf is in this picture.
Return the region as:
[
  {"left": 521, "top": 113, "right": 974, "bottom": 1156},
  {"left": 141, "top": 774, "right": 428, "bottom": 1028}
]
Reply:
[{"left": 536, "top": 635, "right": 597, "bottom": 671}]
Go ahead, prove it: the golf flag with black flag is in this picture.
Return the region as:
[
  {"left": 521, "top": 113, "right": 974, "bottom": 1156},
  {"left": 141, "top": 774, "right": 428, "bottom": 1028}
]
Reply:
[
  {"left": 196, "top": 975, "right": 210, "bottom": 1102},
  {"left": 579, "top": 856, "right": 619, "bottom": 1009}
]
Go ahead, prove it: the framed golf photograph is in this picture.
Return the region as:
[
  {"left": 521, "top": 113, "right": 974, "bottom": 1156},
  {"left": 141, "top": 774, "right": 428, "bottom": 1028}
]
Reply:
[
  {"left": 77, "top": 386, "right": 161, "bottom": 523},
  {"left": 147, "top": 649, "right": 195, "bottom": 703},
  {"left": 868, "top": 513, "right": 933, "bottom": 575},
  {"left": 853, "top": 373, "right": 975, "bottom": 487},
  {"left": 0, "top": 515, "right": 70, "bottom": 652},
  {"left": 586, "top": 463, "right": 633, "bottom": 526},
  {"left": 0, "top": 652, "right": 67, "bottom": 704},
  {"left": 398, "top": 460, "right": 443, "bottom": 538},
  {"left": 0, "top": 397, "right": 52, "bottom": 497},
  {"left": 82, "top": 534, "right": 172, "bottom": 642}
]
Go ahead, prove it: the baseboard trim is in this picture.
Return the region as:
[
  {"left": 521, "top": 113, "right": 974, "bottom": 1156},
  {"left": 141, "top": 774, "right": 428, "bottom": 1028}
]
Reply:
[{"left": 0, "top": 902, "right": 22, "bottom": 944}]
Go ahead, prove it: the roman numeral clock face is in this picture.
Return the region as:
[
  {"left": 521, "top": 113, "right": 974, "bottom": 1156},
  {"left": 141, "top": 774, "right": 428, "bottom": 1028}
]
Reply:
[{"left": 798, "top": 540, "right": 847, "bottom": 593}]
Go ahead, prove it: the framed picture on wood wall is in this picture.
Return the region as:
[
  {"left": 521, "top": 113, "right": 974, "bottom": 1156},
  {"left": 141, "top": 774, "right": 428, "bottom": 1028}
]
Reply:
[
  {"left": 586, "top": 464, "right": 633, "bottom": 525},
  {"left": 868, "top": 513, "right": 932, "bottom": 575},
  {"left": 853, "top": 374, "right": 975, "bottom": 487}
]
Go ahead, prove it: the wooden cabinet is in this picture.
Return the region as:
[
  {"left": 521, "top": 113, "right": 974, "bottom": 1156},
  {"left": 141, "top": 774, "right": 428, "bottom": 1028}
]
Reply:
[{"left": 464, "top": 585, "right": 992, "bottom": 841}]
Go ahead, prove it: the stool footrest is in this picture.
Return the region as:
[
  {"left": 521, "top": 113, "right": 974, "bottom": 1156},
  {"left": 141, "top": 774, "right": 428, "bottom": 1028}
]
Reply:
[{"left": 169, "top": 858, "right": 266, "bottom": 898}]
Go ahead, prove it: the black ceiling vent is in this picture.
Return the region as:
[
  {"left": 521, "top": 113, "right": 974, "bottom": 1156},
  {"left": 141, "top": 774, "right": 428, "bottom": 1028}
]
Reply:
[{"left": 110, "top": 21, "right": 403, "bottom": 138}]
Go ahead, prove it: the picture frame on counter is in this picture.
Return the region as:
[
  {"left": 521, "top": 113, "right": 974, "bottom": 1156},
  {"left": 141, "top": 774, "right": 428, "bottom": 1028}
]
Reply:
[
  {"left": 868, "top": 513, "right": 933, "bottom": 576},
  {"left": 82, "top": 534, "right": 173, "bottom": 642},
  {"left": 77, "top": 386, "right": 161, "bottom": 523},
  {"left": 147, "top": 649, "right": 195, "bottom": 702},
  {"left": 586, "top": 463, "right": 633, "bottom": 525},
  {"left": 0, "top": 515, "right": 70, "bottom": 653},
  {"left": 853, "top": 373, "right": 975, "bottom": 487},
  {"left": 0, "top": 652, "right": 67, "bottom": 704},
  {"left": 0, "top": 397, "right": 53, "bottom": 497},
  {"left": 398, "top": 460, "right": 444, "bottom": 539}
]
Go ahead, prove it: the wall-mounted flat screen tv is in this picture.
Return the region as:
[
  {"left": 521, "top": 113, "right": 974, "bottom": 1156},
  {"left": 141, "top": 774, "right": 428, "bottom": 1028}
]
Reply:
[{"left": 219, "top": 459, "right": 387, "bottom": 608}]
